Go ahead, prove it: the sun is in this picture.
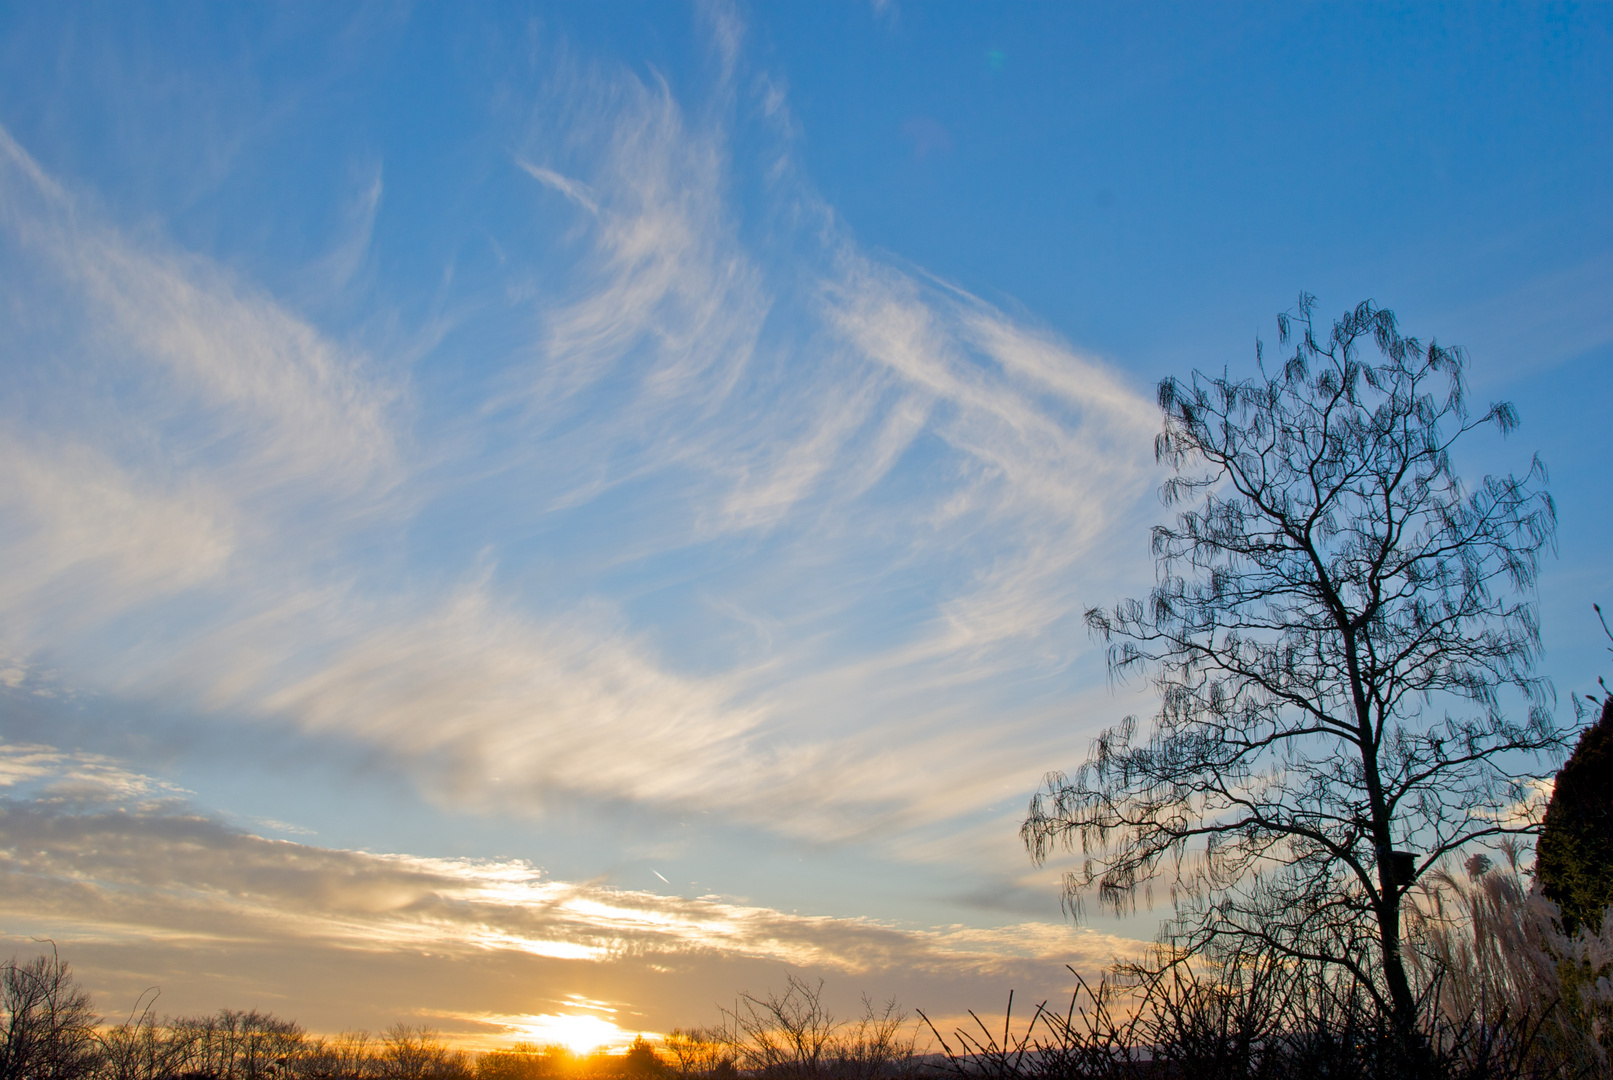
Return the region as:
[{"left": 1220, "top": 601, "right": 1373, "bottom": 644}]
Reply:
[{"left": 507, "top": 1012, "right": 629, "bottom": 1055}]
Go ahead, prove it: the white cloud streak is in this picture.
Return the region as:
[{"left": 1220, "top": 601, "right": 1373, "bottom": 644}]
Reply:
[
  {"left": 0, "top": 435, "right": 236, "bottom": 636},
  {"left": 0, "top": 126, "right": 398, "bottom": 503},
  {"left": 0, "top": 742, "right": 1138, "bottom": 1034}
]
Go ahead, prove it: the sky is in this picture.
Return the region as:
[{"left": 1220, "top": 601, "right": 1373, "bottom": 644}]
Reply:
[{"left": 1, "top": 0, "right": 1610, "bottom": 1051}]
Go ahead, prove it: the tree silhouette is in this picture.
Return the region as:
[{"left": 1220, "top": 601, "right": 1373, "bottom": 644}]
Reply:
[
  {"left": 0, "top": 948, "right": 100, "bottom": 1080},
  {"left": 1023, "top": 296, "right": 1566, "bottom": 1032}
]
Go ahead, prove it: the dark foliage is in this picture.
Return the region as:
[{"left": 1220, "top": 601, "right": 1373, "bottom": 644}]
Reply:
[{"left": 1536, "top": 608, "right": 1613, "bottom": 937}]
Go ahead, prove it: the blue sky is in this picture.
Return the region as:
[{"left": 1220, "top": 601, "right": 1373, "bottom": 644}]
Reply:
[{"left": 0, "top": 0, "right": 1609, "bottom": 1048}]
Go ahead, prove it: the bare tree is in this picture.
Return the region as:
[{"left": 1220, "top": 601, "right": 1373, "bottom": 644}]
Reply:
[
  {"left": 175, "top": 1009, "right": 305, "bottom": 1080},
  {"left": 0, "top": 949, "right": 100, "bottom": 1080},
  {"left": 661, "top": 1029, "right": 731, "bottom": 1079},
  {"left": 721, "top": 978, "right": 914, "bottom": 1080},
  {"left": 297, "top": 1031, "right": 383, "bottom": 1080},
  {"left": 1022, "top": 296, "right": 1566, "bottom": 1031},
  {"left": 833, "top": 998, "right": 913, "bottom": 1080},
  {"left": 378, "top": 1025, "right": 469, "bottom": 1080},
  {"left": 724, "top": 977, "right": 838, "bottom": 1079},
  {"left": 97, "top": 996, "right": 199, "bottom": 1080}
]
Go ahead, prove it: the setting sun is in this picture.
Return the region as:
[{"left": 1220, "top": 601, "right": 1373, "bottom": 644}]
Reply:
[{"left": 503, "top": 1013, "right": 633, "bottom": 1056}]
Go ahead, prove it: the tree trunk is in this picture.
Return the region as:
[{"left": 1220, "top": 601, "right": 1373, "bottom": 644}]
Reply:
[
  {"left": 1355, "top": 686, "right": 1416, "bottom": 1031},
  {"left": 1375, "top": 868, "right": 1414, "bottom": 1028}
]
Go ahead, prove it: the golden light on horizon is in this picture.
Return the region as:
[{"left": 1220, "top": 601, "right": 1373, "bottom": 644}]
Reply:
[{"left": 503, "top": 1012, "right": 634, "bottom": 1055}]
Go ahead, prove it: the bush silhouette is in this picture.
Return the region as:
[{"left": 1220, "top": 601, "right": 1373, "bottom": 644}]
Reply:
[
  {"left": 1537, "top": 695, "right": 1613, "bottom": 935},
  {"left": 620, "top": 1038, "right": 662, "bottom": 1078}
]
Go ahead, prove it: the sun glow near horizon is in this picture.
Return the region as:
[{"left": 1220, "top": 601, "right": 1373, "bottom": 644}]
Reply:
[{"left": 492, "top": 1012, "right": 640, "bottom": 1056}]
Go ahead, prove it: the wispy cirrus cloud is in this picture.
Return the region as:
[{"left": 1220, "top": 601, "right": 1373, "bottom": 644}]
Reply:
[
  {"left": 0, "top": 435, "right": 236, "bottom": 638},
  {"left": 0, "top": 120, "right": 763, "bottom": 828},
  {"left": 0, "top": 5, "right": 1157, "bottom": 870},
  {"left": 473, "top": 37, "right": 1161, "bottom": 846},
  {"left": 0, "top": 126, "right": 398, "bottom": 504}
]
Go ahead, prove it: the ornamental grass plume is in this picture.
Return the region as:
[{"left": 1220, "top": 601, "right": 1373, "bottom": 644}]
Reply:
[{"left": 1411, "top": 841, "right": 1613, "bottom": 1075}]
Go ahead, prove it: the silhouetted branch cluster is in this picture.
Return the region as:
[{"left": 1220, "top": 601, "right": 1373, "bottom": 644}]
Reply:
[
  {"left": 1023, "top": 295, "right": 1567, "bottom": 1027},
  {"left": 1, "top": 948, "right": 99, "bottom": 1080},
  {"left": 718, "top": 976, "right": 917, "bottom": 1080}
]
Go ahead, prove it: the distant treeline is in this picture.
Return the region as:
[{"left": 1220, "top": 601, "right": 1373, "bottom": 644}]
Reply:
[
  {"left": 0, "top": 954, "right": 914, "bottom": 1080},
  {"left": 6, "top": 858, "right": 1613, "bottom": 1080},
  {"left": 0, "top": 949, "right": 654, "bottom": 1080}
]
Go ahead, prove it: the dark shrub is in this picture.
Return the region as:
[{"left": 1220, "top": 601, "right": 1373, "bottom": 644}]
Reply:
[{"left": 1537, "top": 696, "right": 1613, "bottom": 936}]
